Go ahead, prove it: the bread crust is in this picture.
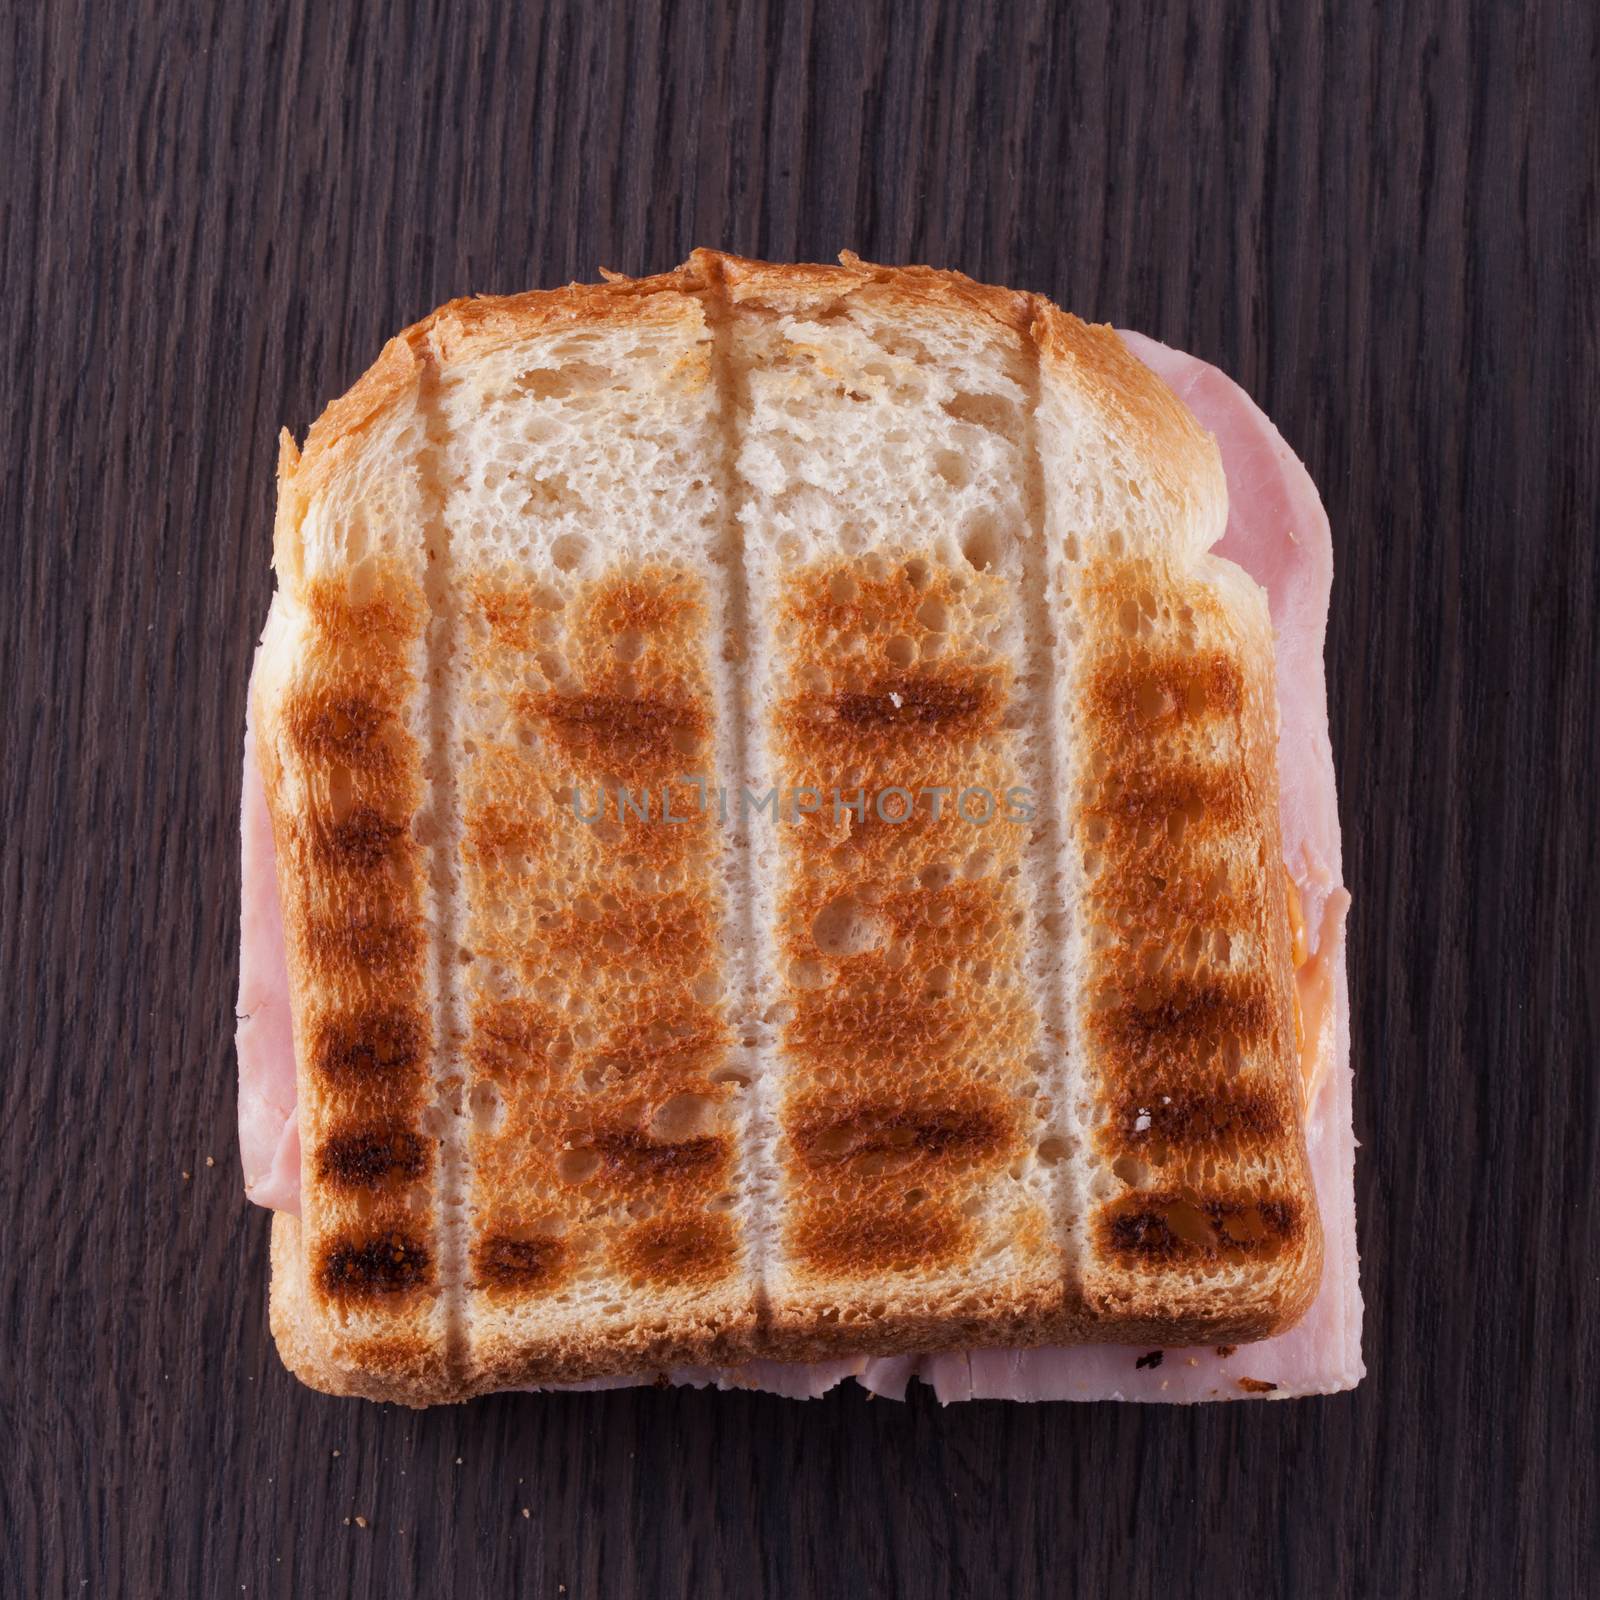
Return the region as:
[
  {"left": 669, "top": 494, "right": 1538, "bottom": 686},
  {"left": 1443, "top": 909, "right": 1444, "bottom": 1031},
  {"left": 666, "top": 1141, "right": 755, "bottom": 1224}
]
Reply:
[
  {"left": 286, "top": 264, "right": 720, "bottom": 498},
  {"left": 259, "top": 253, "right": 1323, "bottom": 1404},
  {"left": 283, "top": 253, "right": 1214, "bottom": 491},
  {"left": 1032, "top": 303, "right": 1228, "bottom": 561}
]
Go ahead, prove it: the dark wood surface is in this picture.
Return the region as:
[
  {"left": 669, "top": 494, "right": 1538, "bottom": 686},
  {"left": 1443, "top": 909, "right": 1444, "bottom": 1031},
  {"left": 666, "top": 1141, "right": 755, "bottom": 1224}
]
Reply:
[{"left": 3, "top": 1, "right": 1595, "bottom": 1594}]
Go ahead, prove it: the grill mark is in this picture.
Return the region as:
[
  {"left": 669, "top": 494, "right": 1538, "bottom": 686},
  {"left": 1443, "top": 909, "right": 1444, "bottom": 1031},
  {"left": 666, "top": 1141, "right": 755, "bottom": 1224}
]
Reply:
[
  {"left": 310, "top": 1007, "right": 428, "bottom": 1085},
  {"left": 307, "top": 805, "right": 411, "bottom": 873},
  {"left": 1089, "top": 652, "right": 1244, "bottom": 732},
  {"left": 317, "top": 1125, "right": 431, "bottom": 1189},
  {"left": 582, "top": 1129, "right": 728, "bottom": 1181},
  {"left": 463, "top": 797, "right": 543, "bottom": 861},
  {"left": 614, "top": 1213, "right": 737, "bottom": 1289},
  {"left": 1104, "top": 1082, "right": 1288, "bottom": 1152},
  {"left": 1083, "top": 762, "right": 1249, "bottom": 837},
  {"left": 834, "top": 676, "right": 997, "bottom": 728},
  {"left": 305, "top": 574, "right": 425, "bottom": 652},
  {"left": 518, "top": 688, "right": 708, "bottom": 775},
  {"left": 1098, "top": 1191, "right": 1304, "bottom": 1265},
  {"left": 1092, "top": 975, "right": 1278, "bottom": 1069},
  {"left": 283, "top": 690, "right": 403, "bottom": 771},
  {"left": 790, "top": 1203, "right": 966, "bottom": 1277},
  {"left": 784, "top": 671, "right": 1005, "bottom": 740},
  {"left": 788, "top": 1098, "right": 1013, "bottom": 1169},
  {"left": 317, "top": 1232, "right": 433, "bottom": 1299},
  {"left": 1086, "top": 866, "right": 1250, "bottom": 935},
  {"left": 303, "top": 911, "right": 424, "bottom": 973},
  {"left": 473, "top": 1232, "right": 568, "bottom": 1293}
]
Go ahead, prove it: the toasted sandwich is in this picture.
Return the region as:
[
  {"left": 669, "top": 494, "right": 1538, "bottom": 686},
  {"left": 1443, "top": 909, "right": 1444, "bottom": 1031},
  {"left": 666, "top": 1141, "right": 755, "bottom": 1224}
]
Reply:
[{"left": 239, "top": 252, "right": 1356, "bottom": 1404}]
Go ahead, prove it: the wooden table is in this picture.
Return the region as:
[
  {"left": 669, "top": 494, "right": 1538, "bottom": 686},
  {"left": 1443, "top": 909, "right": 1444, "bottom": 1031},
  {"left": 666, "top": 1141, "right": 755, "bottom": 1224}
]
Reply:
[{"left": 4, "top": 3, "right": 1594, "bottom": 1594}]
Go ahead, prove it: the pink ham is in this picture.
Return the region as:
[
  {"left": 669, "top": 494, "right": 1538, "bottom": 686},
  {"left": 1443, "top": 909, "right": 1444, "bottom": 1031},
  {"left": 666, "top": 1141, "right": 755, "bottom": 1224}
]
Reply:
[
  {"left": 237, "top": 331, "right": 1360, "bottom": 1400},
  {"left": 236, "top": 710, "right": 301, "bottom": 1212}
]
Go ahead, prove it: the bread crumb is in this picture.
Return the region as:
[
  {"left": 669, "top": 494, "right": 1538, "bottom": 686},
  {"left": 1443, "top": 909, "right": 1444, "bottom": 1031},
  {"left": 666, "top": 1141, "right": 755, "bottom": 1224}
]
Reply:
[
  {"left": 1237, "top": 1377, "right": 1278, "bottom": 1394},
  {"left": 354, "top": 1516, "right": 367, "bottom": 1529},
  {"left": 182, "top": 1171, "right": 191, "bottom": 1181},
  {"left": 455, "top": 1457, "right": 463, "bottom": 1465},
  {"left": 332, "top": 1450, "right": 341, "bottom": 1458},
  {"left": 205, "top": 1155, "right": 215, "bottom": 1167},
  {"left": 1215, "top": 1344, "right": 1238, "bottom": 1358},
  {"left": 521, "top": 1508, "right": 530, "bottom": 1519}
]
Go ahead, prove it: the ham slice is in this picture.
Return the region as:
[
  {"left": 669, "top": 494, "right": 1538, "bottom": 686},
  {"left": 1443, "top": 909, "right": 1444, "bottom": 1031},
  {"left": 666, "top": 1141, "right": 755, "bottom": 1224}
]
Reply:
[
  {"left": 237, "top": 331, "right": 1360, "bottom": 1400},
  {"left": 236, "top": 712, "right": 301, "bottom": 1213}
]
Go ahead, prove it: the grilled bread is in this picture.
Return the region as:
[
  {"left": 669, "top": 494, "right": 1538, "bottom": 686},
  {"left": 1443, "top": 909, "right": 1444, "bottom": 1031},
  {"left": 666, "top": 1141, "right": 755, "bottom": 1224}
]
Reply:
[{"left": 255, "top": 252, "right": 1322, "bottom": 1403}]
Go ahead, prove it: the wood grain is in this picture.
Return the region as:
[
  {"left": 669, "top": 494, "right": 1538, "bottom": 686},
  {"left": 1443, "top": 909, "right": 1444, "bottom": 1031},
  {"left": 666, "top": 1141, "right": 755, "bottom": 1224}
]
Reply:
[{"left": 2, "top": 1, "right": 1595, "bottom": 1595}]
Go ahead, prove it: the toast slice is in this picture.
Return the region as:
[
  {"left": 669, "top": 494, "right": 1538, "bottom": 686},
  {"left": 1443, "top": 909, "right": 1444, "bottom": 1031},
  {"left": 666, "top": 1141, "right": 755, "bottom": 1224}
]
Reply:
[{"left": 256, "top": 253, "right": 1321, "bottom": 1402}]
